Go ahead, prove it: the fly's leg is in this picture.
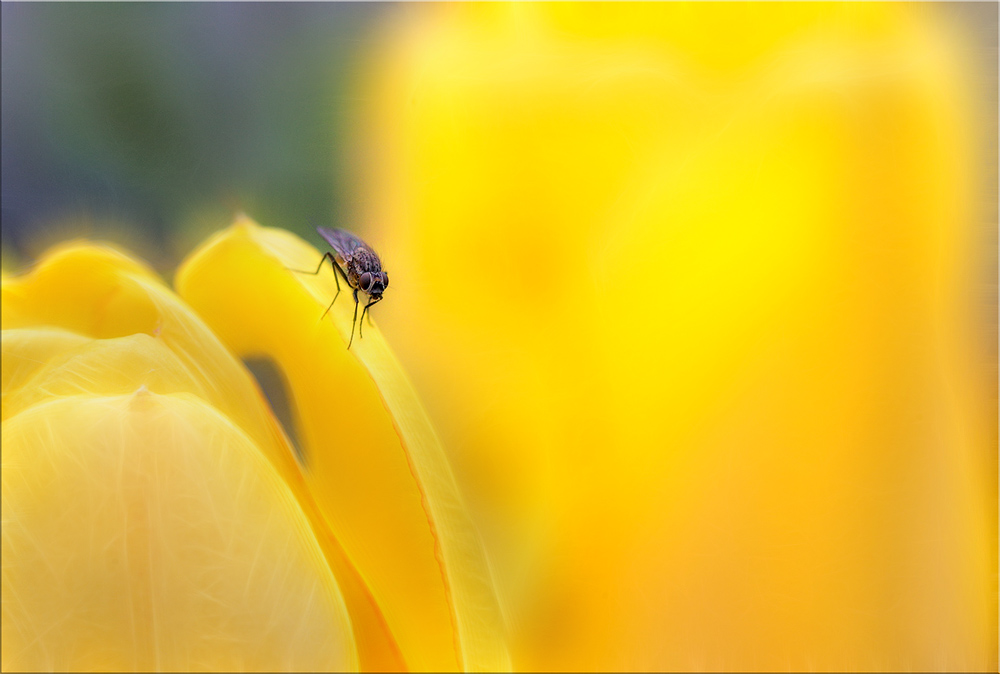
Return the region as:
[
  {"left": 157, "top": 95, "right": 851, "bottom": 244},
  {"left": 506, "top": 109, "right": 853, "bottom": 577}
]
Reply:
[
  {"left": 348, "top": 288, "right": 360, "bottom": 349},
  {"left": 320, "top": 263, "right": 351, "bottom": 320},
  {"left": 333, "top": 262, "right": 350, "bottom": 286},
  {"left": 359, "top": 297, "right": 381, "bottom": 339},
  {"left": 319, "top": 299, "right": 336, "bottom": 321},
  {"left": 319, "top": 267, "right": 340, "bottom": 320},
  {"left": 289, "top": 252, "right": 348, "bottom": 322},
  {"left": 289, "top": 252, "right": 336, "bottom": 276}
]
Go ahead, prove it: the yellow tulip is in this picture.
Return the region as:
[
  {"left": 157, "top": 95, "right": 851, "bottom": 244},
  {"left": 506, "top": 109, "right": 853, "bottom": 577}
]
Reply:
[
  {"left": 2, "top": 228, "right": 509, "bottom": 672},
  {"left": 358, "top": 3, "right": 995, "bottom": 671},
  {"left": 176, "top": 217, "right": 508, "bottom": 672}
]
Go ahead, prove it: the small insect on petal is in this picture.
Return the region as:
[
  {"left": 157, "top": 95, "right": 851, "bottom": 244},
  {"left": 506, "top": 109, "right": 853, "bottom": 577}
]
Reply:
[{"left": 310, "top": 227, "right": 389, "bottom": 349}]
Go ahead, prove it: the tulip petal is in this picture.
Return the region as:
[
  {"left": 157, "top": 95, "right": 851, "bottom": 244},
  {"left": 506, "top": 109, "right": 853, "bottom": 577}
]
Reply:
[
  {"left": 0, "top": 243, "right": 161, "bottom": 337},
  {"left": 3, "top": 242, "right": 404, "bottom": 671},
  {"left": 1, "top": 327, "right": 94, "bottom": 420},
  {"left": 2, "top": 389, "right": 356, "bottom": 672},
  {"left": 3, "top": 246, "right": 294, "bottom": 475},
  {"left": 359, "top": 4, "right": 995, "bottom": 670},
  {"left": 2, "top": 331, "right": 195, "bottom": 421},
  {"left": 175, "top": 218, "right": 509, "bottom": 672}
]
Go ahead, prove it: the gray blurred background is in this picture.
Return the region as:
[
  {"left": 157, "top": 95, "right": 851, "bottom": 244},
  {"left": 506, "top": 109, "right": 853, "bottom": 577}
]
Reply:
[
  {"left": 1, "top": 2, "right": 996, "bottom": 279},
  {"left": 2, "top": 2, "right": 388, "bottom": 270}
]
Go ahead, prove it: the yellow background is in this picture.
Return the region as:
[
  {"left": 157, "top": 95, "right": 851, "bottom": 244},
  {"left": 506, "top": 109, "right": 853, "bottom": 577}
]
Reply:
[{"left": 354, "top": 4, "right": 996, "bottom": 670}]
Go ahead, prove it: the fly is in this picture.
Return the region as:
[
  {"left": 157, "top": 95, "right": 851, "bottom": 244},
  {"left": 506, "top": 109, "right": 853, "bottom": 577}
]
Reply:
[{"left": 292, "top": 227, "right": 389, "bottom": 349}]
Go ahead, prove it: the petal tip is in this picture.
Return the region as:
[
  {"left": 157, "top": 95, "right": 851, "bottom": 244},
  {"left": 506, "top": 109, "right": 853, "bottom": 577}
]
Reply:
[{"left": 231, "top": 213, "right": 262, "bottom": 233}]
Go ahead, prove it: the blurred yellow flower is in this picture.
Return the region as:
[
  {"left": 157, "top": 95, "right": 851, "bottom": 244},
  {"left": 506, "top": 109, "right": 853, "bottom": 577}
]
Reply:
[
  {"left": 2, "top": 220, "right": 508, "bottom": 672},
  {"left": 358, "top": 3, "right": 996, "bottom": 671}
]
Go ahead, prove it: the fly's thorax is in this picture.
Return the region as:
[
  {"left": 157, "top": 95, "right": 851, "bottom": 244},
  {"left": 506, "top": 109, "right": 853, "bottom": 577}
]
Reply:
[
  {"left": 348, "top": 248, "right": 386, "bottom": 296},
  {"left": 351, "top": 247, "right": 383, "bottom": 274}
]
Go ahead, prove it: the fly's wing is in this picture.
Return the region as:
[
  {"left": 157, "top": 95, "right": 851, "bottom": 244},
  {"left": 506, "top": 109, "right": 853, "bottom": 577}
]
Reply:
[{"left": 317, "top": 227, "right": 363, "bottom": 261}]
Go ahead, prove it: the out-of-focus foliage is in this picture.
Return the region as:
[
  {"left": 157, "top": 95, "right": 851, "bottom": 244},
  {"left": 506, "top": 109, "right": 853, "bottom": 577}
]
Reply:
[
  {"left": 1, "top": 3, "right": 380, "bottom": 266},
  {"left": 358, "top": 4, "right": 997, "bottom": 671}
]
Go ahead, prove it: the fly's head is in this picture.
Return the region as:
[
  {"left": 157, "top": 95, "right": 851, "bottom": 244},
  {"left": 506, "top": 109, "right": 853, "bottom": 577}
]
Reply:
[{"left": 359, "top": 271, "right": 389, "bottom": 300}]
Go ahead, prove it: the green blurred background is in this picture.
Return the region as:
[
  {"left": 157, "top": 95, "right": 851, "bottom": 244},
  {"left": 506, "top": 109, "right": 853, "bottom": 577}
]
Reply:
[
  {"left": 2, "top": 2, "right": 389, "bottom": 270},
  {"left": 2, "top": 2, "right": 995, "bottom": 275}
]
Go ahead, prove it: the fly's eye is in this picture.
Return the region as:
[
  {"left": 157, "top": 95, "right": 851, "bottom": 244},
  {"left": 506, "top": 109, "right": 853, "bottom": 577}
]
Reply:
[
  {"left": 381, "top": 272, "right": 389, "bottom": 289},
  {"left": 359, "top": 272, "right": 373, "bottom": 292}
]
